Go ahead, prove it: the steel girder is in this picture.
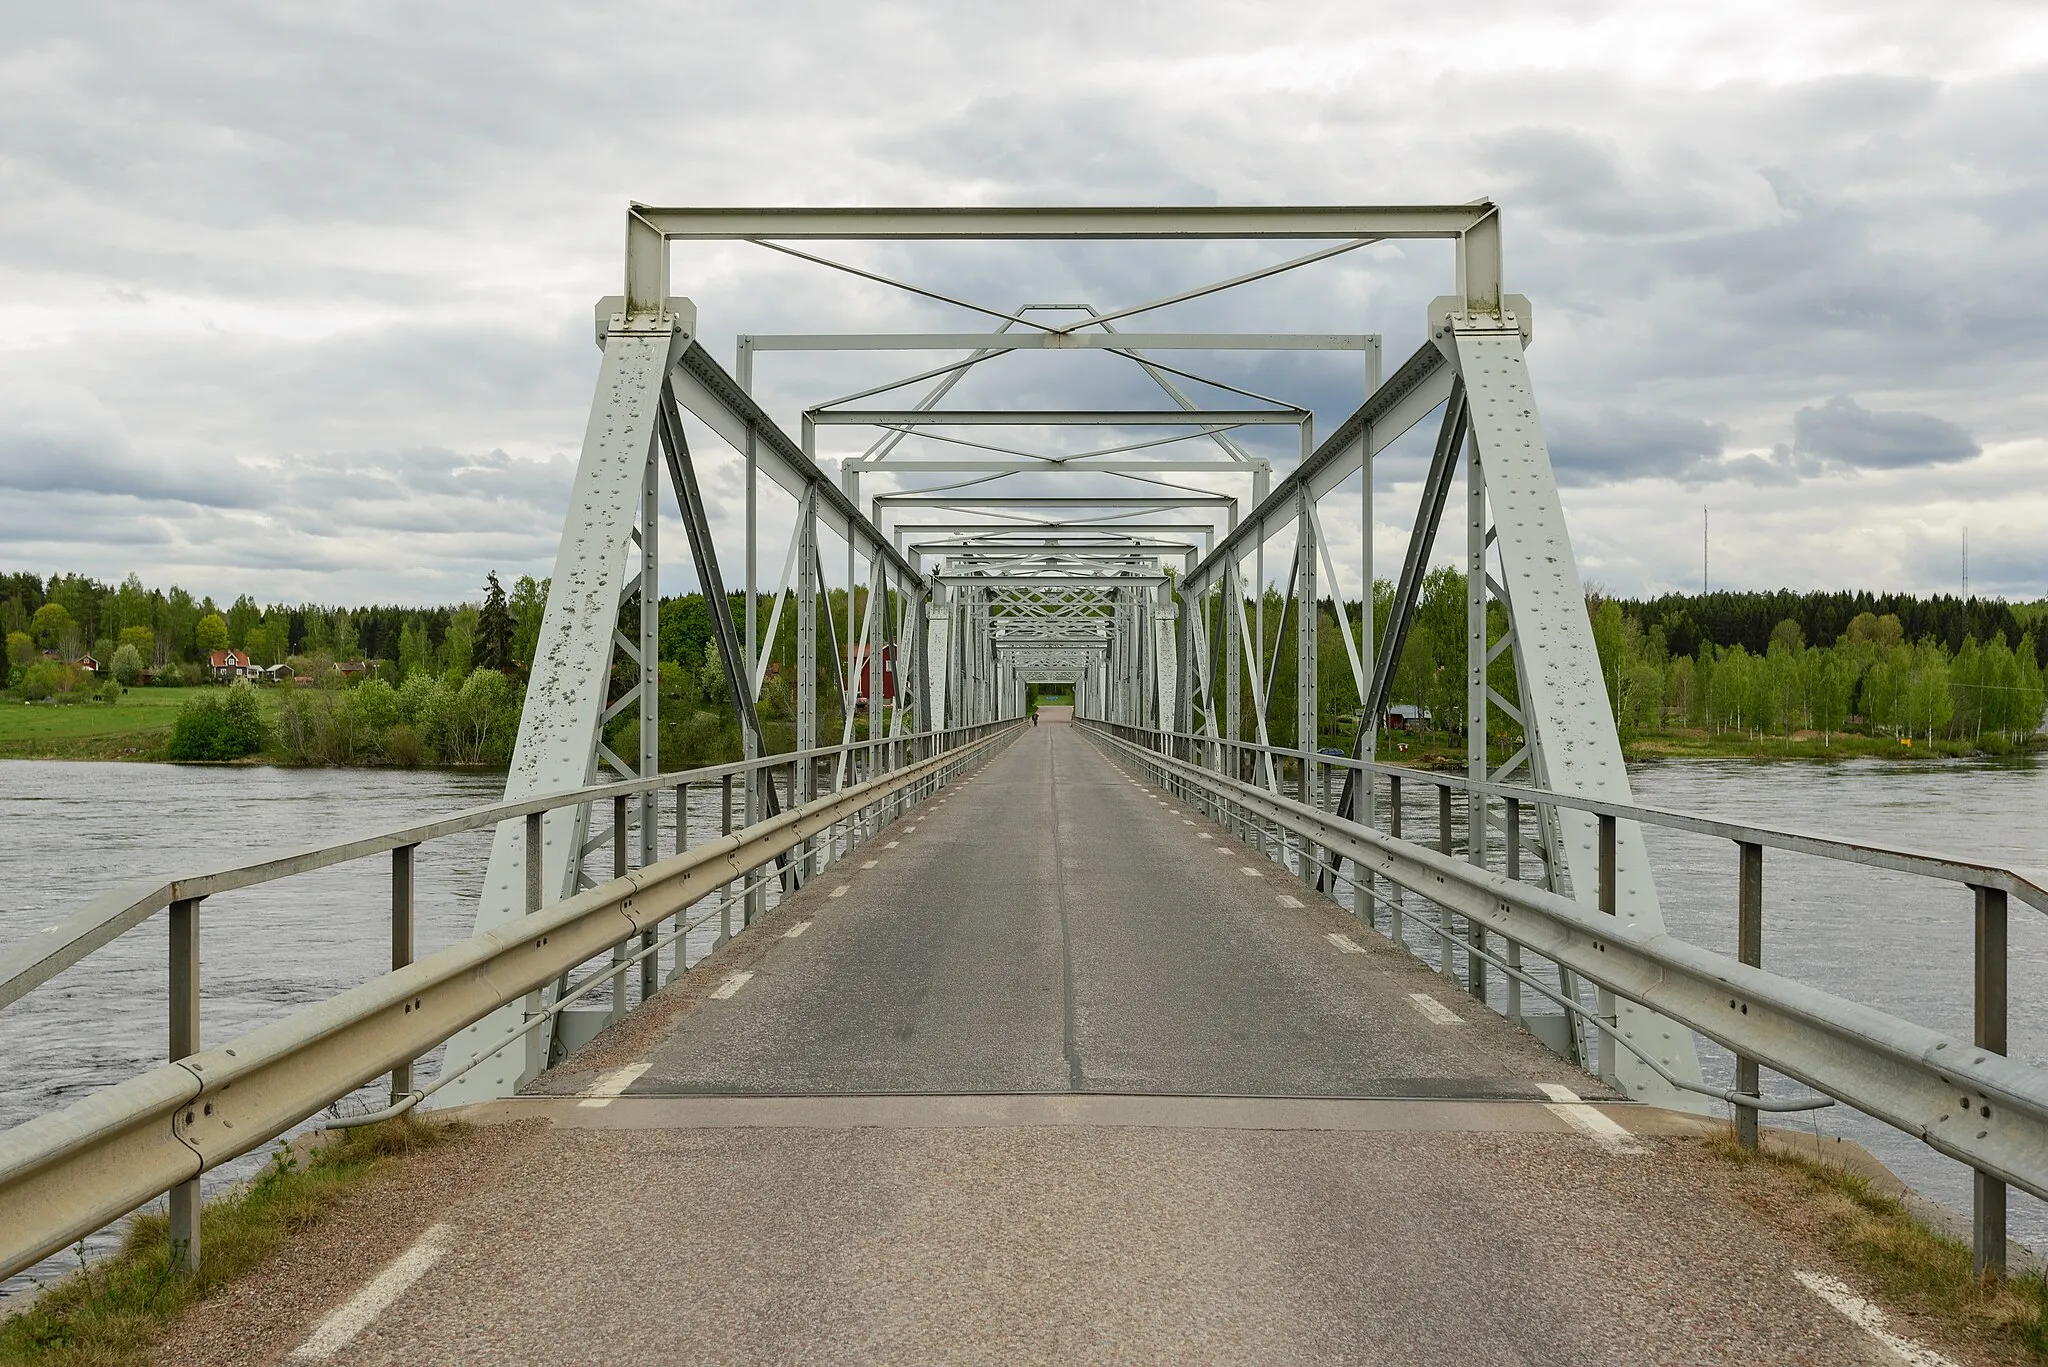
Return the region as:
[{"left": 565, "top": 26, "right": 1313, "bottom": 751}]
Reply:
[
  {"left": 1443, "top": 305, "right": 1705, "bottom": 1110},
  {"left": 439, "top": 310, "right": 687, "bottom": 1105},
  {"left": 482, "top": 201, "right": 1703, "bottom": 1112}
]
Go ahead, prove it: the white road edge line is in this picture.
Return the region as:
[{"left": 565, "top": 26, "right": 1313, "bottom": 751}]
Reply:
[
  {"left": 1325, "top": 932, "right": 1364, "bottom": 952},
  {"left": 711, "top": 971, "right": 754, "bottom": 1001},
  {"left": 1795, "top": 1271, "right": 1962, "bottom": 1367},
  {"left": 1537, "top": 1082, "right": 1646, "bottom": 1156},
  {"left": 828, "top": 886, "right": 849, "bottom": 899},
  {"left": 783, "top": 920, "right": 811, "bottom": 939},
  {"left": 1407, "top": 992, "right": 1463, "bottom": 1024},
  {"left": 289, "top": 1223, "right": 458, "bottom": 1360},
  {"left": 576, "top": 1062, "right": 651, "bottom": 1109}
]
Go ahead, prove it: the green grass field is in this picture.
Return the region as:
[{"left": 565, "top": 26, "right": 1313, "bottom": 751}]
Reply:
[{"left": 0, "top": 688, "right": 283, "bottom": 761}]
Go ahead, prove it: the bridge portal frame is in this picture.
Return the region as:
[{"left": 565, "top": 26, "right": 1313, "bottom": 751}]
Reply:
[{"left": 450, "top": 200, "right": 1703, "bottom": 1115}]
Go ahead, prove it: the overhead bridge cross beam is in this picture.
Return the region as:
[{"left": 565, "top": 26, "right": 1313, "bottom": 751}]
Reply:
[{"left": 445, "top": 199, "right": 1701, "bottom": 1125}]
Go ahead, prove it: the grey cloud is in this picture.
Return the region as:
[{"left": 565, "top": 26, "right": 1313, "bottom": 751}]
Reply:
[
  {"left": 1793, "top": 395, "right": 1979, "bottom": 469},
  {"left": 0, "top": 383, "right": 262, "bottom": 507},
  {"left": 1546, "top": 408, "right": 1731, "bottom": 486}
]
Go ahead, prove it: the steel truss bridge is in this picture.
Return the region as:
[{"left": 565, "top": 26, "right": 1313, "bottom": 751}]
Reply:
[{"left": 4, "top": 204, "right": 2047, "bottom": 1358}]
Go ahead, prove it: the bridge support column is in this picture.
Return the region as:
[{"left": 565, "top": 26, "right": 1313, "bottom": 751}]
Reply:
[
  {"left": 439, "top": 303, "right": 690, "bottom": 1106},
  {"left": 1444, "top": 302, "right": 1707, "bottom": 1111}
]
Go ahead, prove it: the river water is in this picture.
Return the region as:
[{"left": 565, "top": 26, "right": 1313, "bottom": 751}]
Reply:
[{"left": 0, "top": 755, "right": 2044, "bottom": 1297}]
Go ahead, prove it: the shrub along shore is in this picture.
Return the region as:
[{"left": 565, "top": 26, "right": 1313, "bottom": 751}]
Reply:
[{"left": 4, "top": 571, "right": 2043, "bottom": 769}]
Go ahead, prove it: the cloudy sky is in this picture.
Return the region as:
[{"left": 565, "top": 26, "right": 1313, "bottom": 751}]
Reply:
[{"left": 2, "top": 1, "right": 2045, "bottom": 607}]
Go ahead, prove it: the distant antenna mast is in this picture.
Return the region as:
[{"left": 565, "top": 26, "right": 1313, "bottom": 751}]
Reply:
[{"left": 1702, "top": 507, "right": 1709, "bottom": 595}]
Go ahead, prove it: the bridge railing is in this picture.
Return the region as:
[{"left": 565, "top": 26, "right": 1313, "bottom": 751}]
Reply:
[
  {"left": 1082, "top": 719, "right": 2048, "bottom": 1279},
  {"left": 0, "top": 720, "right": 1022, "bottom": 1284}
]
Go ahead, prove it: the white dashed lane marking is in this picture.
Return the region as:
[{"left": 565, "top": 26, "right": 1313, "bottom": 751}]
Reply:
[
  {"left": 884, "top": 840, "right": 900, "bottom": 849},
  {"left": 783, "top": 920, "right": 811, "bottom": 939},
  {"left": 1795, "top": 1271, "right": 1960, "bottom": 1367},
  {"left": 710, "top": 971, "right": 754, "bottom": 1001},
  {"left": 289, "top": 1224, "right": 458, "bottom": 1360},
  {"left": 575, "top": 1062, "right": 650, "bottom": 1109},
  {"left": 1537, "top": 1083, "right": 1646, "bottom": 1156},
  {"left": 861, "top": 860, "right": 879, "bottom": 869},
  {"left": 1239, "top": 867, "right": 1262, "bottom": 877},
  {"left": 1325, "top": 933, "right": 1365, "bottom": 953},
  {"left": 1408, "top": 993, "right": 1463, "bottom": 1025},
  {"left": 1277, "top": 895, "right": 1303, "bottom": 908},
  {"left": 828, "top": 886, "right": 848, "bottom": 899}
]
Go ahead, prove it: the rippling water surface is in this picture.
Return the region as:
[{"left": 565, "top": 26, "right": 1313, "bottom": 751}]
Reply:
[{"left": 1, "top": 754, "right": 2044, "bottom": 1296}]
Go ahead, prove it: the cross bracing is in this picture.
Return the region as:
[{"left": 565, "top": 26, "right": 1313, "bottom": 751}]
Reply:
[{"left": 434, "top": 200, "right": 1705, "bottom": 1117}]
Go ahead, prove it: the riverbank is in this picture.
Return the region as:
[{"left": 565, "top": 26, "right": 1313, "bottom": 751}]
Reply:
[
  {"left": 1345, "top": 726, "right": 2045, "bottom": 771},
  {"left": 0, "top": 690, "right": 285, "bottom": 761}
]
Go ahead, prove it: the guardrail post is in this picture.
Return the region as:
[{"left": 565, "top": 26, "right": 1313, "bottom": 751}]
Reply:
[
  {"left": 1504, "top": 798, "right": 1522, "bottom": 1022},
  {"left": 391, "top": 847, "right": 415, "bottom": 1105},
  {"left": 169, "top": 895, "right": 201, "bottom": 1274},
  {"left": 1975, "top": 883, "right": 2009, "bottom": 1280},
  {"left": 525, "top": 813, "right": 543, "bottom": 914},
  {"left": 718, "top": 775, "right": 735, "bottom": 946},
  {"left": 1735, "top": 841, "right": 1763, "bottom": 1151},
  {"left": 1388, "top": 776, "right": 1404, "bottom": 947},
  {"left": 611, "top": 795, "right": 629, "bottom": 1023},
  {"left": 1596, "top": 813, "right": 1619, "bottom": 1086},
  {"left": 670, "top": 785, "right": 689, "bottom": 984},
  {"left": 1437, "top": 783, "right": 1455, "bottom": 980}
]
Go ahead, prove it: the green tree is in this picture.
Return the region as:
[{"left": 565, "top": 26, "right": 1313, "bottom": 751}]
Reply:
[
  {"left": 226, "top": 594, "right": 261, "bottom": 648},
  {"left": 29, "top": 602, "right": 73, "bottom": 651},
  {"left": 110, "top": 643, "right": 145, "bottom": 685},
  {"left": 332, "top": 609, "right": 360, "bottom": 662},
  {"left": 443, "top": 606, "right": 478, "bottom": 678},
  {"left": 511, "top": 575, "right": 548, "bottom": 668},
  {"left": 1902, "top": 640, "right": 1955, "bottom": 743},
  {"left": 477, "top": 572, "right": 514, "bottom": 671},
  {"left": 117, "top": 625, "right": 156, "bottom": 663},
  {"left": 1665, "top": 654, "right": 1697, "bottom": 725},
  {"left": 168, "top": 680, "right": 265, "bottom": 760},
  {"left": 2014, "top": 634, "right": 2046, "bottom": 739},
  {"left": 1810, "top": 647, "right": 1853, "bottom": 745},
  {"left": 195, "top": 613, "right": 229, "bottom": 654},
  {"left": 6, "top": 631, "right": 34, "bottom": 669},
  {"left": 397, "top": 617, "right": 432, "bottom": 679}
]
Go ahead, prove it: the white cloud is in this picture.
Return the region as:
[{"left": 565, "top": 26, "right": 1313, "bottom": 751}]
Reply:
[{"left": 0, "top": 0, "right": 2044, "bottom": 602}]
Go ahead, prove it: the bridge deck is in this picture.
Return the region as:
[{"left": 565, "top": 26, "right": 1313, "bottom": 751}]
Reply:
[{"left": 179, "top": 725, "right": 1920, "bottom": 1365}]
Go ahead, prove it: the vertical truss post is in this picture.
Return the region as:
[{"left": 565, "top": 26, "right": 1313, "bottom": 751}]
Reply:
[
  {"left": 1295, "top": 492, "right": 1318, "bottom": 782},
  {"left": 1464, "top": 431, "right": 1489, "bottom": 1000},
  {"left": 440, "top": 304, "right": 689, "bottom": 1105},
  {"left": 636, "top": 441, "right": 660, "bottom": 1000},
  {"left": 796, "top": 489, "right": 818, "bottom": 791},
  {"left": 1444, "top": 302, "right": 1706, "bottom": 1111}
]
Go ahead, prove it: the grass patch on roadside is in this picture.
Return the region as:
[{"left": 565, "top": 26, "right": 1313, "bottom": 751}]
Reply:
[
  {"left": 0, "top": 1118, "right": 465, "bottom": 1367},
  {"left": 1707, "top": 1131, "right": 2048, "bottom": 1361}
]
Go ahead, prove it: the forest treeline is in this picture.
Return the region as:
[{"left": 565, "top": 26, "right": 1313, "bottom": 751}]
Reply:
[
  {"left": 2, "top": 568, "right": 887, "bottom": 770},
  {"left": 1231, "top": 575, "right": 2047, "bottom": 757},
  {"left": 8, "top": 567, "right": 2044, "bottom": 767}
]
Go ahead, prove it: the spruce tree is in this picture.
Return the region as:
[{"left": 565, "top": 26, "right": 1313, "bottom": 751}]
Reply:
[{"left": 478, "top": 572, "right": 514, "bottom": 671}]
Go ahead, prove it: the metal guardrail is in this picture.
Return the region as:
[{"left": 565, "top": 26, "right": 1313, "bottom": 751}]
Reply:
[
  {"left": 0, "top": 721, "right": 1021, "bottom": 1284},
  {"left": 1084, "top": 720, "right": 2046, "bottom": 1277},
  {"left": 0, "top": 723, "right": 1013, "bottom": 1015}
]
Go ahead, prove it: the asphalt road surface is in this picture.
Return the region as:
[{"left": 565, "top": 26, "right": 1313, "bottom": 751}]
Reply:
[{"left": 200, "top": 725, "right": 1952, "bottom": 1366}]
